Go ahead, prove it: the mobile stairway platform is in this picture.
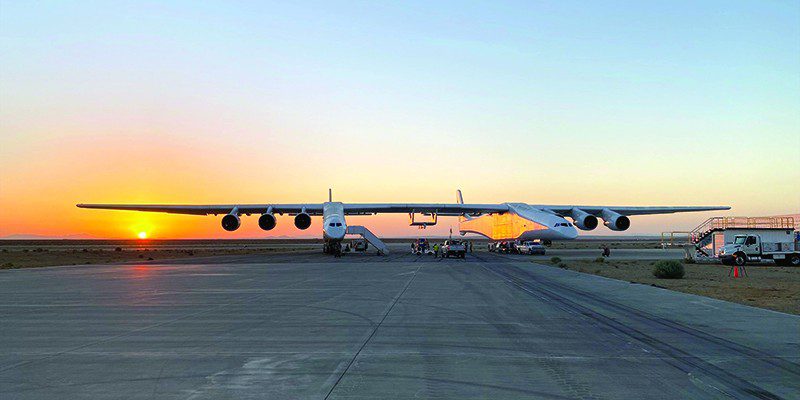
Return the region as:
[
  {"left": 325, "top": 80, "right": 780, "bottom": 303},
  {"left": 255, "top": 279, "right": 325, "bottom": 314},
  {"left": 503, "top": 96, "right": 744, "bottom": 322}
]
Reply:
[{"left": 346, "top": 225, "right": 390, "bottom": 255}]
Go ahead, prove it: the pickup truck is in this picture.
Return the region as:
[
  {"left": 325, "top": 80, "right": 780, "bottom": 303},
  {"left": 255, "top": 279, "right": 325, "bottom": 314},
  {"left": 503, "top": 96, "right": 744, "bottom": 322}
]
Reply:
[
  {"left": 442, "top": 240, "right": 466, "bottom": 258},
  {"left": 516, "top": 241, "right": 546, "bottom": 255},
  {"left": 718, "top": 230, "right": 800, "bottom": 266}
]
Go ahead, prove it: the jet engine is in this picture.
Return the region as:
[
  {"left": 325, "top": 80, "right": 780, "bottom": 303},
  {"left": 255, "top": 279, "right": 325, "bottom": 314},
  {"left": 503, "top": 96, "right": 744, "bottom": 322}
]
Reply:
[
  {"left": 258, "top": 213, "right": 276, "bottom": 231},
  {"left": 294, "top": 213, "right": 311, "bottom": 230},
  {"left": 570, "top": 209, "right": 598, "bottom": 231},
  {"left": 601, "top": 209, "right": 630, "bottom": 231},
  {"left": 221, "top": 213, "right": 241, "bottom": 231}
]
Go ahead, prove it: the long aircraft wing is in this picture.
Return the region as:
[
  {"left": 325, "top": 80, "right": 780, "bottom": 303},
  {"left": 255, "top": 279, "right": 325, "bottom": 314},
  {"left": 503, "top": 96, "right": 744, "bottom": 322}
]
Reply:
[
  {"left": 538, "top": 205, "right": 731, "bottom": 216},
  {"left": 76, "top": 204, "right": 326, "bottom": 215},
  {"left": 76, "top": 203, "right": 726, "bottom": 216},
  {"left": 342, "top": 203, "right": 509, "bottom": 215},
  {"left": 75, "top": 203, "right": 510, "bottom": 216}
]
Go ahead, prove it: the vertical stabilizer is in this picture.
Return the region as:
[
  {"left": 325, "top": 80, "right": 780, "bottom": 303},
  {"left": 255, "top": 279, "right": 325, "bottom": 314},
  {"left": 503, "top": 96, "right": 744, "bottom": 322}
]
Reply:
[
  {"left": 457, "top": 190, "right": 469, "bottom": 229},
  {"left": 328, "top": 188, "right": 332, "bottom": 202}
]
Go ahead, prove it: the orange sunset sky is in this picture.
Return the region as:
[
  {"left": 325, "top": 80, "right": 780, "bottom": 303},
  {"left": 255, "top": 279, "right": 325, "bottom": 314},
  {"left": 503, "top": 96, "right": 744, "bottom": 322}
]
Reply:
[{"left": 1, "top": 2, "right": 798, "bottom": 239}]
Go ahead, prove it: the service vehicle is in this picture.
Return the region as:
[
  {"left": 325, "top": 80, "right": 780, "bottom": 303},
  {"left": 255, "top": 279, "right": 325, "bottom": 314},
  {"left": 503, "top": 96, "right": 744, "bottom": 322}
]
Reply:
[
  {"left": 442, "top": 240, "right": 466, "bottom": 258},
  {"left": 516, "top": 241, "right": 546, "bottom": 255},
  {"left": 351, "top": 239, "right": 368, "bottom": 252},
  {"left": 718, "top": 229, "right": 799, "bottom": 266},
  {"left": 412, "top": 238, "right": 431, "bottom": 255},
  {"left": 495, "top": 241, "right": 515, "bottom": 254}
]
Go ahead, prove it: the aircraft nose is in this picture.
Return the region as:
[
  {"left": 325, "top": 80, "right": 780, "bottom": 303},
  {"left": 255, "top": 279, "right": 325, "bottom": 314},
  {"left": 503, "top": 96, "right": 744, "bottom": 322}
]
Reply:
[
  {"left": 329, "top": 223, "right": 347, "bottom": 239},
  {"left": 562, "top": 227, "right": 579, "bottom": 240},
  {"left": 333, "top": 227, "right": 346, "bottom": 239},
  {"left": 324, "top": 218, "right": 347, "bottom": 240}
]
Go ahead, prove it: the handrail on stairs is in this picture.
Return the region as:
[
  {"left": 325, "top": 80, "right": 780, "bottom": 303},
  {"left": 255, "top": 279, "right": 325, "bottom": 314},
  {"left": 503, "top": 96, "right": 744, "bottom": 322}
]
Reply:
[{"left": 689, "top": 216, "right": 795, "bottom": 244}]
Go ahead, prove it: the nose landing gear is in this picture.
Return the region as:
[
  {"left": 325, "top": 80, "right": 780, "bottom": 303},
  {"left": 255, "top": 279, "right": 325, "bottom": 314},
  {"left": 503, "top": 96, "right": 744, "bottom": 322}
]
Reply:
[{"left": 323, "top": 242, "right": 343, "bottom": 257}]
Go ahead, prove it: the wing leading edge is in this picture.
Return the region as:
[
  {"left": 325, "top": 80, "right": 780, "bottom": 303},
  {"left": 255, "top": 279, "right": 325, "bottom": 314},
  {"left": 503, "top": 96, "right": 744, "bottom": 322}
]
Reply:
[
  {"left": 76, "top": 203, "right": 727, "bottom": 217},
  {"left": 75, "top": 203, "right": 510, "bottom": 216},
  {"left": 539, "top": 205, "right": 731, "bottom": 216},
  {"left": 76, "top": 204, "right": 325, "bottom": 216}
]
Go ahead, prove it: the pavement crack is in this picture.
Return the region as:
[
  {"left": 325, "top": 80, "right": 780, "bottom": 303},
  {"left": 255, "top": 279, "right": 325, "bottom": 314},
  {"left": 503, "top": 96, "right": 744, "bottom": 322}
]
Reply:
[{"left": 323, "top": 264, "right": 422, "bottom": 400}]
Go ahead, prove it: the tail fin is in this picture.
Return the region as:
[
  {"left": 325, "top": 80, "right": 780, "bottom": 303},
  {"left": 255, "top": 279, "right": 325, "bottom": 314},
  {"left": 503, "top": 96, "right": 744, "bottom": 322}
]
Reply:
[{"left": 457, "top": 190, "right": 469, "bottom": 227}]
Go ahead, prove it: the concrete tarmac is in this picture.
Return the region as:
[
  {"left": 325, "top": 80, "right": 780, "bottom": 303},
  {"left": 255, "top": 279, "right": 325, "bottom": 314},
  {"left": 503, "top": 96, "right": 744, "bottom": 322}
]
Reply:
[{"left": 1, "top": 248, "right": 798, "bottom": 399}]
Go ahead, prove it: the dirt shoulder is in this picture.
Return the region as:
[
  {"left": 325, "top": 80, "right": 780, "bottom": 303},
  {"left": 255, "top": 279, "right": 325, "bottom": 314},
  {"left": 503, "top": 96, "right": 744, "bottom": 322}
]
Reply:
[
  {"left": 0, "top": 247, "right": 317, "bottom": 269},
  {"left": 544, "top": 258, "right": 799, "bottom": 315}
]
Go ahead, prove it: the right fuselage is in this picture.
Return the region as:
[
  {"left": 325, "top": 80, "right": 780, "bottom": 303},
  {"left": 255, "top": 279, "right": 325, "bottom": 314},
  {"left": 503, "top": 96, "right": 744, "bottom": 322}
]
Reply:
[{"left": 459, "top": 203, "right": 578, "bottom": 241}]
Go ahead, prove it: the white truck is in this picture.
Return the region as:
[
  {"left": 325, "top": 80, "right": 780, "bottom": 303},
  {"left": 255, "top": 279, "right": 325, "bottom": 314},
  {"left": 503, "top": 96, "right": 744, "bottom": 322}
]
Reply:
[
  {"left": 516, "top": 241, "right": 547, "bottom": 255},
  {"left": 718, "top": 229, "right": 800, "bottom": 267},
  {"left": 441, "top": 240, "right": 466, "bottom": 258}
]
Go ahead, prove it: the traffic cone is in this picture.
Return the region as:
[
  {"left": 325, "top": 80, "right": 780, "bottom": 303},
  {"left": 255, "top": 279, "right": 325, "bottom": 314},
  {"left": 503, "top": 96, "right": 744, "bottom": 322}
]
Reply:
[{"left": 733, "top": 266, "right": 739, "bottom": 278}]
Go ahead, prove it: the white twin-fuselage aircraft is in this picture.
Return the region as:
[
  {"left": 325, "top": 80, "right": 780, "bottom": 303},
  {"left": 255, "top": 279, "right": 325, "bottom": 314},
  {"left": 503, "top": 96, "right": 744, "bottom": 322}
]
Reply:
[{"left": 78, "top": 190, "right": 729, "bottom": 254}]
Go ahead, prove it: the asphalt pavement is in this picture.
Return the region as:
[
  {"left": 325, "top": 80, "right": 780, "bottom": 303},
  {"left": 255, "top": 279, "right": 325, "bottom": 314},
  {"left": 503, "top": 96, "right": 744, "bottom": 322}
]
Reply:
[{"left": 1, "top": 248, "right": 798, "bottom": 399}]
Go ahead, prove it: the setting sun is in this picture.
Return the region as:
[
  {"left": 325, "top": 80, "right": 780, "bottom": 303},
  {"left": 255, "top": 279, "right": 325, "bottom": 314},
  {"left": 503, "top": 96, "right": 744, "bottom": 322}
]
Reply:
[{"left": 137, "top": 231, "right": 147, "bottom": 239}]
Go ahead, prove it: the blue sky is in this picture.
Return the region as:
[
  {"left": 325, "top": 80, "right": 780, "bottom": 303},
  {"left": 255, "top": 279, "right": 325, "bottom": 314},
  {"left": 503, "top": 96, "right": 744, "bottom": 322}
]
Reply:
[{"left": 1, "top": 1, "right": 798, "bottom": 237}]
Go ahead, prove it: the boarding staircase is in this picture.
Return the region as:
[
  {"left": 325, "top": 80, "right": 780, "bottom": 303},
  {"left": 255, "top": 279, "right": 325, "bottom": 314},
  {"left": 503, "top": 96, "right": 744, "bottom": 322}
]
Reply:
[
  {"left": 346, "top": 225, "right": 390, "bottom": 255},
  {"left": 689, "top": 216, "right": 795, "bottom": 257}
]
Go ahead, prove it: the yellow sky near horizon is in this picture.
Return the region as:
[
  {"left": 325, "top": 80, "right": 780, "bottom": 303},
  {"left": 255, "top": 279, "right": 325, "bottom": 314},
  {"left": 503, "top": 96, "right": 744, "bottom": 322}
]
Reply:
[{"left": 1, "top": 130, "right": 797, "bottom": 239}]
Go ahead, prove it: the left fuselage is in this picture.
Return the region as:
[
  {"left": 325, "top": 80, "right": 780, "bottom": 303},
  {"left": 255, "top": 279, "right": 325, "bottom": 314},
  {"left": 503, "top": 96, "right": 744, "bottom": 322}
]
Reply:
[{"left": 322, "top": 202, "right": 347, "bottom": 243}]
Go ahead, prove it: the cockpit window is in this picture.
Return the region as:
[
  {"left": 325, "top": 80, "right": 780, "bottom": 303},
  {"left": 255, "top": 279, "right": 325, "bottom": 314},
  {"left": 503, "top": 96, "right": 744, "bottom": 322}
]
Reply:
[
  {"left": 335, "top": 223, "right": 342, "bottom": 227},
  {"left": 328, "top": 223, "right": 335, "bottom": 227}
]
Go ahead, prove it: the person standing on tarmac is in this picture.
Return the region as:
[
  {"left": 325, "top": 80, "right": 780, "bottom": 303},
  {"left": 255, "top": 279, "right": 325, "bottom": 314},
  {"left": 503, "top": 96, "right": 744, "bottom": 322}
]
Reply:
[{"left": 433, "top": 243, "right": 440, "bottom": 258}]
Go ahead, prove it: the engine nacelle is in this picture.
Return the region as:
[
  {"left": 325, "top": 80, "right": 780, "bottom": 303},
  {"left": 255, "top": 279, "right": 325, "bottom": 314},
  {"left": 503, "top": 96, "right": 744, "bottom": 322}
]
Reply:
[
  {"left": 221, "top": 214, "right": 241, "bottom": 231},
  {"left": 601, "top": 209, "right": 630, "bottom": 231},
  {"left": 570, "top": 208, "right": 598, "bottom": 231},
  {"left": 258, "top": 213, "right": 276, "bottom": 231},
  {"left": 294, "top": 213, "right": 311, "bottom": 230}
]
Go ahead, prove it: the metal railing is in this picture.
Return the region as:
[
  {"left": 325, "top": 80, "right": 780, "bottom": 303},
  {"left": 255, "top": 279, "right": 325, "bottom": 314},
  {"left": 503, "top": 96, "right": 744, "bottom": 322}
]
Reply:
[
  {"left": 690, "top": 216, "right": 795, "bottom": 243},
  {"left": 661, "top": 231, "right": 691, "bottom": 247}
]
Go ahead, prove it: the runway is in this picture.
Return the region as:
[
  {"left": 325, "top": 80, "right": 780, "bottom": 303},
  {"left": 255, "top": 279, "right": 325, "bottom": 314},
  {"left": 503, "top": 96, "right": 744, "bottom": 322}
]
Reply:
[{"left": 1, "top": 249, "right": 798, "bottom": 399}]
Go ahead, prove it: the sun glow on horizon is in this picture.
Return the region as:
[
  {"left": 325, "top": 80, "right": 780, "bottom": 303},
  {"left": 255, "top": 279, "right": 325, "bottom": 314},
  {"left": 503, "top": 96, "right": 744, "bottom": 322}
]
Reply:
[{"left": 137, "top": 231, "right": 147, "bottom": 239}]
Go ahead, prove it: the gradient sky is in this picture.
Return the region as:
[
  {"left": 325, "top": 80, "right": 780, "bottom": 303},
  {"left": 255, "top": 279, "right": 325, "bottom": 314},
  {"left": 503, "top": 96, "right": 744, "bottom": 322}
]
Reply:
[{"left": 1, "top": 1, "right": 799, "bottom": 239}]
